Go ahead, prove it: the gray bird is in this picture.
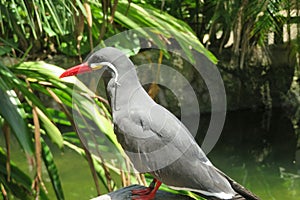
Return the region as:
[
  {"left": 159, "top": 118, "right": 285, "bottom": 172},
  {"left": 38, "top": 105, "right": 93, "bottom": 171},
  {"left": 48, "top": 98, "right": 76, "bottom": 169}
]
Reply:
[{"left": 60, "top": 47, "right": 260, "bottom": 200}]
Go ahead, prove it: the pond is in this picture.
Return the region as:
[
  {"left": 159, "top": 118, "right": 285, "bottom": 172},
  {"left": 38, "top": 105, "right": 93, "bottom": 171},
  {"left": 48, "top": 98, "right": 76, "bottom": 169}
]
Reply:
[
  {"left": 2, "top": 108, "right": 299, "bottom": 199},
  {"left": 205, "top": 109, "right": 300, "bottom": 200}
]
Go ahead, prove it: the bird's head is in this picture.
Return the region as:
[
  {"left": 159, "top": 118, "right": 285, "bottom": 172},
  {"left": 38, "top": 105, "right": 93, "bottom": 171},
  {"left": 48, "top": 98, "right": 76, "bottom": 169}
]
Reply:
[{"left": 59, "top": 47, "right": 129, "bottom": 80}]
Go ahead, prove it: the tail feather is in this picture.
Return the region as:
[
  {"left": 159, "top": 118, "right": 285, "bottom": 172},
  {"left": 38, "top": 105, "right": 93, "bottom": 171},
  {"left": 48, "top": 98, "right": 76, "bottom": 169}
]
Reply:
[
  {"left": 214, "top": 167, "right": 260, "bottom": 200},
  {"left": 229, "top": 180, "right": 259, "bottom": 200}
]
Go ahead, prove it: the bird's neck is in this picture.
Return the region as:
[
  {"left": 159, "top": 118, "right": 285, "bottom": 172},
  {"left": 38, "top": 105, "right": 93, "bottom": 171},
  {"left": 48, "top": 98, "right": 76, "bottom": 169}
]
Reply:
[{"left": 105, "top": 73, "right": 145, "bottom": 112}]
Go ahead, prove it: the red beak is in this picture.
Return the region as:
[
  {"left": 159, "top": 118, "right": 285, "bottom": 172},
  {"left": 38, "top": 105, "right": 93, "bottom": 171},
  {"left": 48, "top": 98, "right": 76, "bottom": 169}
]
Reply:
[{"left": 59, "top": 63, "right": 92, "bottom": 78}]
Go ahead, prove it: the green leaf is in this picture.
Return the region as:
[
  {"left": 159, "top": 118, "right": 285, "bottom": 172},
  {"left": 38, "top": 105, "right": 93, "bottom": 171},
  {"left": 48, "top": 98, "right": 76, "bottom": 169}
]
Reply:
[
  {"left": 63, "top": 132, "right": 81, "bottom": 146},
  {"left": 114, "top": 1, "right": 218, "bottom": 64},
  {"left": 0, "top": 63, "right": 51, "bottom": 119},
  {"left": 72, "top": 94, "right": 124, "bottom": 154},
  {"left": 0, "top": 147, "right": 50, "bottom": 199},
  {"left": 0, "top": 148, "right": 32, "bottom": 199},
  {"left": 37, "top": 107, "right": 64, "bottom": 149},
  {"left": 43, "top": 26, "right": 57, "bottom": 37},
  {"left": 0, "top": 80, "right": 34, "bottom": 155},
  {"left": 44, "top": 0, "right": 64, "bottom": 34},
  {"left": 41, "top": 139, "right": 64, "bottom": 200},
  {"left": 12, "top": 61, "right": 63, "bottom": 80},
  {"left": 46, "top": 108, "right": 71, "bottom": 126},
  {"left": 51, "top": 88, "right": 73, "bottom": 108}
]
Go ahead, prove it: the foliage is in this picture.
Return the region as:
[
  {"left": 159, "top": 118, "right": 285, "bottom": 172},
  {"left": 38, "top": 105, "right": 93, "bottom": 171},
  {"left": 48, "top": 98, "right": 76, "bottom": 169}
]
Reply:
[
  {"left": 0, "top": 0, "right": 216, "bottom": 63},
  {"left": 0, "top": 61, "right": 131, "bottom": 199}
]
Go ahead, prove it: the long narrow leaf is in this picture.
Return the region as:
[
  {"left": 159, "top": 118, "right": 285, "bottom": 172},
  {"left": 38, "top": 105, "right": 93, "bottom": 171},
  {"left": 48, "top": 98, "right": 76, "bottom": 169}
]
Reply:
[
  {"left": 19, "top": 0, "right": 37, "bottom": 39},
  {"left": 0, "top": 80, "right": 33, "bottom": 155},
  {"left": 37, "top": 108, "right": 64, "bottom": 149},
  {"left": 0, "top": 64, "right": 51, "bottom": 119},
  {"left": 0, "top": 147, "right": 50, "bottom": 199},
  {"left": 41, "top": 139, "right": 64, "bottom": 200},
  {"left": 44, "top": 0, "right": 64, "bottom": 34},
  {"left": 115, "top": 1, "right": 218, "bottom": 64},
  {"left": 0, "top": 148, "right": 32, "bottom": 199}
]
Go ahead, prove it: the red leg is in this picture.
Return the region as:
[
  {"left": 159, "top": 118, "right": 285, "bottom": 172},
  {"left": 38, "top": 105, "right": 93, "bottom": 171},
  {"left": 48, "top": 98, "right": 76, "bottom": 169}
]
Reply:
[
  {"left": 132, "top": 179, "right": 157, "bottom": 195},
  {"left": 131, "top": 179, "right": 162, "bottom": 200}
]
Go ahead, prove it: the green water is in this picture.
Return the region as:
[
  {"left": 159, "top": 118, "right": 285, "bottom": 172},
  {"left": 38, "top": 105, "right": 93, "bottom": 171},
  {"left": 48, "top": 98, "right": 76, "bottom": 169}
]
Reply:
[
  {"left": 2, "top": 109, "right": 300, "bottom": 199},
  {"left": 204, "top": 109, "right": 300, "bottom": 200}
]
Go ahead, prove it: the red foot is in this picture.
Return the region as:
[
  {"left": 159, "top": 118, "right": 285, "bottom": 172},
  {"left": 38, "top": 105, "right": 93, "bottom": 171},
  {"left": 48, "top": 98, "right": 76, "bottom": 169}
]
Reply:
[{"left": 131, "top": 178, "right": 162, "bottom": 200}]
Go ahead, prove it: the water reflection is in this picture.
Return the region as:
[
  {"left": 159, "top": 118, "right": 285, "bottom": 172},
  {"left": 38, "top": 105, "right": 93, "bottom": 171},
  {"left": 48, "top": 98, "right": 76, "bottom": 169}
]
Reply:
[{"left": 198, "top": 109, "right": 300, "bottom": 200}]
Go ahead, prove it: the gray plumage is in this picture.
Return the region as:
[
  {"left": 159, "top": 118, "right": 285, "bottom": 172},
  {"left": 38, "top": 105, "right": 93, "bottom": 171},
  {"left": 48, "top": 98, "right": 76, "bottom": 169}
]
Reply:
[{"left": 86, "top": 47, "right": 260, "bottom": 200}]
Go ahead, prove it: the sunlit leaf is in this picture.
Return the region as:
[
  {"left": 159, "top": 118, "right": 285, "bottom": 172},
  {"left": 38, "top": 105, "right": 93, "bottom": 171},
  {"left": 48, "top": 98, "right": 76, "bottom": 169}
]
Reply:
[
  {"left": 0, "top": 64, "right": 51, "bottom": 119},
  {"left": 37, "top": 108, "right": 64, "bottom": 149},
  {"left": 0, "top": 79, "right": 33, "bottom": 155},
  {"left": 114, "top": 1, "right": 218, "bottom": 64}
]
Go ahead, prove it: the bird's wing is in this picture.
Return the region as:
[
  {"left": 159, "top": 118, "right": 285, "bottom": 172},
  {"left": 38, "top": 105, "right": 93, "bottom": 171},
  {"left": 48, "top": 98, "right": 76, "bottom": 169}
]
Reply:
[
  {"left": 114, "top": 104, "right": 239, "bottom": 199},
  {"left": 114, "top": 103, "right": 259, "bottom": 199},
  {"left": 113, "top": 103, "right": 211, "bottom": 173}
]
